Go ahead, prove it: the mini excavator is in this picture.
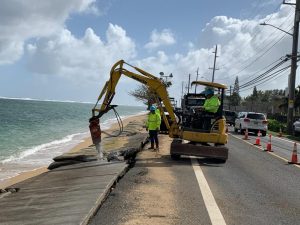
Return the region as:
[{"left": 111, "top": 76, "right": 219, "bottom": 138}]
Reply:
[{"left": 89, "top": 60, "right": 228, "bottom": 162}]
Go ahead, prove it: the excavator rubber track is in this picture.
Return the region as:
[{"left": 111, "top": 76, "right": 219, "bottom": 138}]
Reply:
[{"left": 170, "top": 139, "right": 228, "bottom": 162}]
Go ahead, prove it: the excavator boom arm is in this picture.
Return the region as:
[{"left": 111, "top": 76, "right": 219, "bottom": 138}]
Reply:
[{"left": 92, "top": 60, "right": 179, "bottom": 136}]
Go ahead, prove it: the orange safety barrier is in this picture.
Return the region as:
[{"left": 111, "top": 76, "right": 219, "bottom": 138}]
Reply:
[
  {"left": 254, "top": 130, "right": 261, "bottom": 146},
  {"left": 288, "top": 142, "right": 300, "bottom": 165},
  {"left": 265, "top": 134, "right": 273, "bottom": 152}
]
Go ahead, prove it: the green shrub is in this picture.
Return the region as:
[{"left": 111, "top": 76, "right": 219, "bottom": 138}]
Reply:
[{"left": 268, "top": 119, "right": 286, "bottom": 132}]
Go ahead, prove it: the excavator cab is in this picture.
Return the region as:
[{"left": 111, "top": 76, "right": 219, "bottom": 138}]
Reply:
[
  {"left": 182, "top": 81, "right": 226, "bottom": 132},
  {"left": 170, "top": 81, "right": 228, "bottom": 162}
]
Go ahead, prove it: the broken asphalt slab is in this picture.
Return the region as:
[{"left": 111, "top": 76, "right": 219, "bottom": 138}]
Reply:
[
  {"left": 0, "top": 160, "right": 129, "bottom": 225},
  {"left": 0, "top": 118, "right": 148, "bottom": 225}
]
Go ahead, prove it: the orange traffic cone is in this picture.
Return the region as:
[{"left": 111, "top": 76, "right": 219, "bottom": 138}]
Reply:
[
  {"left": 243, "top": 128, "right": 249, "bottom": 140},
  {"left": 288, "top": 142, "right": 300, "bottom": 165},
  {"left": 254, "top": 130, "right": 261, "bottom": 146},
  {"left": 278, "top": 128, "right": 283, "bottom": 137},
  {"left": 265, "top": 134, "right": 273, "bottom": 152}
]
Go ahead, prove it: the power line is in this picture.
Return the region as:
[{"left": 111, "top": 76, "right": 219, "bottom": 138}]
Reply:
[
  {"left": 237, "top": 56, "right": 283, "bottom": 83},
  {"left": 239, "top": 55, "right": 300, "bottom": 91},
  {"left": 239, "top": 57, "right": 289, "bottom": 88},
  {"left": 237, "top": 1, "right": 283, "bottom": 48},
  {"left": 221, "top": 8, "right": 294, "bottom": 81},
  {"left": 240, "top": 64, "right": 290, "bottom": 90},
  {"left": 222, "top": 30, "right": 291, "bottom": 84},
  {"left": 239, "top": 68, "right": 290, "bottom": 92},
  {"left": 224, "top": 55, "right": 283, "bottom": 86},
  {"left": 225, "top": 56, "right": 291, "bottom": 94},
  {"left": 220, "top": 25, "right": 293, "bottom": 83},
  {"left": 242, "top": 34, "right": 288, "bottom": 75},
  {"left": 265, "top": 1, "right": 283, "bottom": 23},
  {"left": 229, "top": 24, "right": 293, "bottom": 78}
]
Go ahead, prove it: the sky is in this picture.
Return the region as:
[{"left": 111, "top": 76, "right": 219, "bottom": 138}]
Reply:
[{"left": 0, "top": 0, "right": 298, "bottom": 106}]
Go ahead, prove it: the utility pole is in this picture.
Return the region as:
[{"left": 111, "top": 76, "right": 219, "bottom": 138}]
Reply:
[
  {"left": 181, "top": 81, "right": 184, "bottom": 99},
  {"left": 209, "top": 45, "right": 219, "bottom": 82},
  {"left": 194, "top": 68, "right": 199, "bottom": 93},
  {"left": 229, "top": 85, "right": 232, "bottom": 110},
  {"left": 187, "top": 74, "right": 191, "bottom": 94},
  {"left": 284, "top": 0, "right": 300, "bottom": 134},
  {"left": 180, "top": 81, "right": 184, "bottom": 107}
]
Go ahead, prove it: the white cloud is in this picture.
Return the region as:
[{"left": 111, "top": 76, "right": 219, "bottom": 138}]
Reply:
[
  {"left": 145, "top": 29, "right": 176, "bottom": 50},
  {"left": 199, "top": 5, "right": 293, "bottom": 85},
  {"left": 26, "top": 24, "right": 136, "bottom": 82},
  {"left": 0, "top": 0, "right": 97, "bottom": 64},
  {"left": 132, "top": 5, "right": 295, "bottom": 100},
  {"left": 0, "top": 1, "right": 296, "bottom": 103}
]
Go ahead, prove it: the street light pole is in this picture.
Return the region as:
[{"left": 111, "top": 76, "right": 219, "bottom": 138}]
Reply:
[
  {"left": 260, "top": 22, "right": 293, "bottom": 36},
  {"left": 287, "top": 0, "right": 300, "bottom": 134}
]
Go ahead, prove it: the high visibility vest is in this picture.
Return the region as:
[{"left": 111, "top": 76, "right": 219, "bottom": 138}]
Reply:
[
  {"left": 203, "top": 95, "right": 220, "bottom": 113},
  {"left": 146, "top": 112, "right": 161, "bottom": 130}
]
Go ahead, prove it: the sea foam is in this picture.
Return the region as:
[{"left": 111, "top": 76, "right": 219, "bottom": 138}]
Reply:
[{"left": 2, "top": 132, "right": 88, "bottom": 164}]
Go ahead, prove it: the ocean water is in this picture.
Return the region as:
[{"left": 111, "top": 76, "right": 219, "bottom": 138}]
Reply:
[{"left": 0, "top": 98, "right": 146, "bottom": 181}]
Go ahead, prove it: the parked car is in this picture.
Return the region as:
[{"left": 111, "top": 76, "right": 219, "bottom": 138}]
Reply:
[
  {"left": 224, "top": 110, "right": 237, "bottom": 126},
  {"left": 293, "top": 119, "right": 300, "bottom": 136},
  {"left": 234, "top": 112, "right": 268, "bottom": 136}
]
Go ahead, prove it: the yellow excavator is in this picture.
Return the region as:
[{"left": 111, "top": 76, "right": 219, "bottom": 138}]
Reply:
[{"left": 89, "top": 60, "right": 228, "bottom": 162}]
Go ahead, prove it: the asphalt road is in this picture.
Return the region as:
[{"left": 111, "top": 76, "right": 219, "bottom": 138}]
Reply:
[
  {"left": 229, "top": 127, "right": 300, "bottom": 162},
  {"left": 89, "top": 133, "right": 300, "bottom": 225}
]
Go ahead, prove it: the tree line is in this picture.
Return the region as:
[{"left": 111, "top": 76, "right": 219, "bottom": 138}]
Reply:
[
  {"left": 226, "top": 76, "right": 300, "bottom": 116},
  {"left": 129, "top": 75, "right": 300, "bottom": 116}
]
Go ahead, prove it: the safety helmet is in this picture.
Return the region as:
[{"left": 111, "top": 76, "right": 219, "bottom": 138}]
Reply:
[
  {"left": 150, "top": 105, "right": 156, "bottom": 111},
  {"left": 202, "top": 88, "right": 214, "bottom": 96}
]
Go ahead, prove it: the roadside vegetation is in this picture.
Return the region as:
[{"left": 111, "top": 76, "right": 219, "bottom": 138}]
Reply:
[{"left": 225, "top": 77, "right": 300, "bottom": 140}]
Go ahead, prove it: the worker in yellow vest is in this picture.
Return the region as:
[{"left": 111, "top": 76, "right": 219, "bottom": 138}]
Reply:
[
  {"left": 146, "top": 105, "right": 161, "bottom": 150},
  {"left": 201, "top": 88, "right": 220, "bottom": 130},
  {"left": 202, "top": 88, "right": 220, "bottom": 113}
]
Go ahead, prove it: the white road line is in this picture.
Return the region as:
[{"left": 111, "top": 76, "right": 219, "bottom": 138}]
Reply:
[
  {"left": 272, "top": 136, "right": 299, "bottom": 144},
  {"left": 191, "top": 158, "right": 227, "bottom": 225}
]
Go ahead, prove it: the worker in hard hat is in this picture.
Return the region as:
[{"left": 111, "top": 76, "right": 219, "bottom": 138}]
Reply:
[
  {"left": 201, "top": 88, "right": 220, "bottom": 130},
  {"left": 146, "top": 105, "right": 161, "bottom": 150},
  {"left": 202, "top": 88, "right": 220, "bottom": 113}
]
